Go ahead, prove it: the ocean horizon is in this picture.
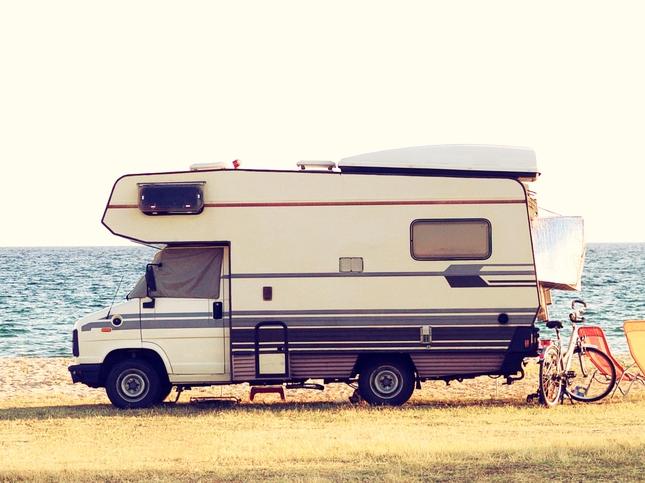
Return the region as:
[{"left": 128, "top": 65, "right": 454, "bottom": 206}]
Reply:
[{"left": 0, "top": 243, "right": 642, "bottom": 357}]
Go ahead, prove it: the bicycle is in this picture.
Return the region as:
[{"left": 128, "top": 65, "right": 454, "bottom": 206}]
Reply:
[{"left": 539, "top": 299, "right": 617, "bottom": 407}]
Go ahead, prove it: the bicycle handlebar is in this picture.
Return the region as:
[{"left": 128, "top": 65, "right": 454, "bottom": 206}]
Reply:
[
  {"left": 571, "top": 299, "right": 587, "bottom": 310},
  {"left": 569, "top": 299, "right": 587, "bottom": 323}
]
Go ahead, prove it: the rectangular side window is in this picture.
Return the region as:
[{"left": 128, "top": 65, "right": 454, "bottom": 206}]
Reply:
[
  {"left": 138, "top": 182, "right": 205, "bottom": 215},
  {"left": 411, "top": 219, "right": 491, "bottom": 260}
]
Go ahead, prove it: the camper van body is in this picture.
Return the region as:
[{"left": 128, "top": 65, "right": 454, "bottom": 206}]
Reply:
[{"left": 69, "top": 145, "right": 549, "bottom": 408}]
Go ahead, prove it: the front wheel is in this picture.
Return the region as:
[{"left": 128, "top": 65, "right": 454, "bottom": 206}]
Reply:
[
  {"left": 155, "top": 381, "right": 173, "bottom": 405},
  {"left": 358, "top": 358, "right": 415, "bottom": 406},
  {"left": 567, "top": 347, "right": 616, "bottom": 402},
  {"left": 539, "top": 345, "right": 562, "bottom": 407},
  {"left": 105, "top": 359, "right": 162, "bottom": 409}
]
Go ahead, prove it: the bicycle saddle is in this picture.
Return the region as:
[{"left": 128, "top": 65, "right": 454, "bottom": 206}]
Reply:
[{"left": 546, "top": 320, "right": 563, "bottom": 329}]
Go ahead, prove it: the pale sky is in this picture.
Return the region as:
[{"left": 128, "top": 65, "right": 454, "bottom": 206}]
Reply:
[{"left": 1, "top": 1, "right": 644, "bottom": 246}]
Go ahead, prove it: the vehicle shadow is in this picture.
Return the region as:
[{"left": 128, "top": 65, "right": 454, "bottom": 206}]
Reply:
[{"left": 0, "top": 396, "right": 552, "bottom": 422}]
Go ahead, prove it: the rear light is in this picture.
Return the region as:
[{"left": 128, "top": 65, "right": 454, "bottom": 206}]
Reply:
[
  {"left": 538, "top": 339, "right": 552, "bottom": 360},
  {"left": 72, "top": 329, "right": 79, "bottom": 357},
  {"left": 525, "top": 331, "right": 539, "bottom": 348}
]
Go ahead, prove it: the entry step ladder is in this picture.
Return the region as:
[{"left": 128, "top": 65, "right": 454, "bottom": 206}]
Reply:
[{"left": 249, "top": 386, "right": 286, "bottom": 401}]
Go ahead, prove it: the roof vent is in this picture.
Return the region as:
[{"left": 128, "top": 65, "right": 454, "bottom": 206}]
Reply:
[
  {"left": 296, "top": 160, "right": 337, "bottom": 171},
  {"left": 190, "top": 162, "right": 227, "bottom": 171}
]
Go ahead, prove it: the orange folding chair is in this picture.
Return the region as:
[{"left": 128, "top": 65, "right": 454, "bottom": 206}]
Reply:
[
  {"left": 620, "top": 320, "right": 645, "bottom": 397},
  {"left": 578, "top": 325, "right": 644, "bottom": 397}
]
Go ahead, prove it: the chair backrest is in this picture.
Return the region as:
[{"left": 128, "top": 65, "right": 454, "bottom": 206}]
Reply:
[
  {"left": 624, "top": 320, "right": 645, "bottom": 374},
  {"left": 578, "top": 325, "right": 627, "bottom": 378}
]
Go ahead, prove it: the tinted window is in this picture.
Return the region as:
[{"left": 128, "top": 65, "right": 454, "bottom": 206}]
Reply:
[
  {"left": 138, "top": 183, "right": 204, "bottom": 215},
  {"left": 411, "top": 219, "right": 491, "bottom": 260}
]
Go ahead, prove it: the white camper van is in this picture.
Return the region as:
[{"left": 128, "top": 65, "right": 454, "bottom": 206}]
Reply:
[{"left": 68, "top": 145, "right": 584, "bottom": 408}]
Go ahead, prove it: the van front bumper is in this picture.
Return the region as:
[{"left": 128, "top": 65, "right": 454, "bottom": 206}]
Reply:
[{"left": 68, "top": 364, "right": 102, "bottom": 388}]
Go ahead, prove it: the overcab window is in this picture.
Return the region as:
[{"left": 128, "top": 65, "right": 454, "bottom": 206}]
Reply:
[
  {"left": 138, "top": 182, "right": 205, "bottom": 215},
  {"left": 410, "top": 219, "right": 491, "bottom": 260}
]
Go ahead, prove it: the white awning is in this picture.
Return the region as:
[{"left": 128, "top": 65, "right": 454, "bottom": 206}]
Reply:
[{"left": 532, "top": 216, "right": 585, "bottom": 291}]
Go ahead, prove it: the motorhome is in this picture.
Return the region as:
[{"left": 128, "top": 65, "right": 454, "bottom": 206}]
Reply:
[{"left": 68, "top": 145, "right": 585, "bottom": 408}]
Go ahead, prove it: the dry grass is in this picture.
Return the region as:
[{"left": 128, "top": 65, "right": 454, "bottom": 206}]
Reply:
[{"left": 0, "top": 358, "right": 644, "bottom": 481}]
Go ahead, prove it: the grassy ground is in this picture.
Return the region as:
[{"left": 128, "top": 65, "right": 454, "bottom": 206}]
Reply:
[
  {"left": 1, "top": 358, "right": 644, "bottom": 481},
  {"left": 1, "top": 395, "right": 644, "bottom": 481}
]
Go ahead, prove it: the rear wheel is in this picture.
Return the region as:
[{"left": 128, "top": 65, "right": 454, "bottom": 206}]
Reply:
[
  {"left": 358, "top": 358, "right": 415, "bottom": 406},
  {"left": 105, "top": 359, "right": 162, "bottom": 409},
  {"left": 567, "top": 347, "right": 616, "bottom": 402},
  {"left": 539, "top": 345, "right": 562, "bottom": 407}
]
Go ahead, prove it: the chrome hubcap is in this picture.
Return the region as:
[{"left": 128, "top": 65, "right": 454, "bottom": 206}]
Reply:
[
  {"left": 370, "top": 367, "right": 402, "bottom": 398},
  {"left": 118, "top": 370, "right": 149, "bottom": 402}
]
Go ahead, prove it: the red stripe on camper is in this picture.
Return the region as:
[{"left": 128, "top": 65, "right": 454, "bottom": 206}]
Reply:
[{"left": 108, "top": 199, "right": 525, "bottom": 209}]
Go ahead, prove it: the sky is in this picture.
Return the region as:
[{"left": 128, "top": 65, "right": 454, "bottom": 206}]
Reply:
[{"left": 1, "top": 1, "right": 644, "bottom": 246}]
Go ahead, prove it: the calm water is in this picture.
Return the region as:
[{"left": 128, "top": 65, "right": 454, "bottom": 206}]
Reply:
[{"left": 0, "top": 244, "right": 642, "bottom": 356}]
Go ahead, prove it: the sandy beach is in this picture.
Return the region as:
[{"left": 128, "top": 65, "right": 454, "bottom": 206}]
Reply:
[
  {"left": 5, "top": 355, "right": 643, "bottom": 408},
  {"left": 0, "top": 356, "right": 555, "bottom": 408}
]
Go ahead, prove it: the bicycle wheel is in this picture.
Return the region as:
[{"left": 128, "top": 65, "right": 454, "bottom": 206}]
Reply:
[
  {"left": 567, "top": 346, "right": 617, "bottom": 402},
  {"left": 539, "top": 344, "right": 562, "bottom": 407}
]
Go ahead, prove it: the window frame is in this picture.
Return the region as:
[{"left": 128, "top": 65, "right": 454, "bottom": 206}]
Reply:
[
  {"left": 138, "top": 181, "right": 206, "bottom": 216},
  {"left": 409, "top": 218, "right": 493, "bottom": 261}
]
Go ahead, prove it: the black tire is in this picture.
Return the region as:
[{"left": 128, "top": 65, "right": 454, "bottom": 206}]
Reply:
[
  {"left": 358, "top": 358, "right": 415, "bottom": 406},
  {"left": 539, "top": 345, "right": 562, "bottom": 407},
  {"left": 567, "top": 347, "right": 617, "bottom": 402},
  {"left": 105, "top": 359, "right": 162, "bottom": 409},
  {"left": 155, "top": 381, "right": 173, "bottom": 405}
]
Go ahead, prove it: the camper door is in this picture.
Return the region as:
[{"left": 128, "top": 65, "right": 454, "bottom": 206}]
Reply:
[{"left": 138, "top": 246, "right": 228, "bottom": 375}]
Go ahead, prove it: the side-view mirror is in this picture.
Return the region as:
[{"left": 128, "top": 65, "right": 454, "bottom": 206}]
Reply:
[
  {"left": 145, "top": 264, "right": 158, "bottom": 293},
  {"left": 143, "top": 263, "right": 162, "bottom": 309}
]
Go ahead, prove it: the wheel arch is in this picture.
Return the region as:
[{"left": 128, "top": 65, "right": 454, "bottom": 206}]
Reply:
[
  {"left": 99, "top": 347, "right": 170, "bottom": 386},
  {"left": 352, "top": 352, "right": 418, "bottom": 378}
]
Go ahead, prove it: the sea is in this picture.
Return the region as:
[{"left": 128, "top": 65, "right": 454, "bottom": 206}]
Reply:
[{"left": 0, "top": 244, "right": 642, "bottom": 357}]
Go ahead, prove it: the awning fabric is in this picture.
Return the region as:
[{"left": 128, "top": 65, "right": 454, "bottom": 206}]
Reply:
[{"left": 532, "top": 216, "right": 585, "bottom": 291}]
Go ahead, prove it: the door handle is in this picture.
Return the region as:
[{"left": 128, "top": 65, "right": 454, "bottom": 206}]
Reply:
[{"left": 213, "top": 302, "right": 223, "bottom": 319}]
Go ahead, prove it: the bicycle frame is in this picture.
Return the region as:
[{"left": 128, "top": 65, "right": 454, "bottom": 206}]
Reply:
[{"left": 550, "top": 321, "right": 590, "bottom": 376}]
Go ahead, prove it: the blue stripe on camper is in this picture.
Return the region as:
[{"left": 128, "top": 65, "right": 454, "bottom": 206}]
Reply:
[{"left": 81, "top": 307, "right": 537, "bottom": 331}]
